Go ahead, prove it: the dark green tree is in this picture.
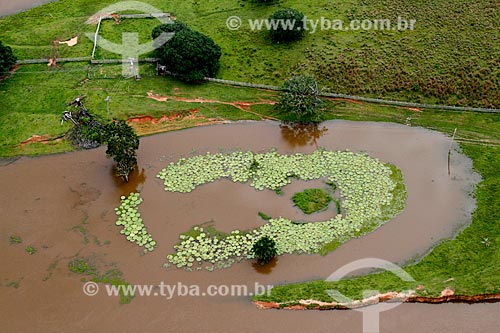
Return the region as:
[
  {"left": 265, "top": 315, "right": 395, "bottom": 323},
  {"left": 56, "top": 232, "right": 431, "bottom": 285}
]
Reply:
[
  {"left": 0, "top": 41, "right": 16, "bottom": 76},
  {"left": 252, "top": 236, "right": 277, "bottom": 265},
  {"left": 268, "top": 8, "right": 305, "bottom": 42},
  {"left": 152, "top": 21, "right": 189, "bottom": 39},
  {"left": 279, "top": 75, "right": 323, "bottom": 123},
  {"left": 154, "top": 23, "right": 221, "bottom": 81},
  {"left": 101, "top": 120, "right": 140, "bottom": 182}
]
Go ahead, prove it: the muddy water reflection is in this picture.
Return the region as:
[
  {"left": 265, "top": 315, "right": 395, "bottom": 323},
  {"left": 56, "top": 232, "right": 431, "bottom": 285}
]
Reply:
[
  {"left": 112, "top": 167, "right": 147, "bottom": 196},
  {"left": 0, "top": 121, "right": 485, "bottom": 332},
  {"left": 280, "top": 122, "right": 329, "bottom": 148},
  {"left": 252, "top": 257, "right": 278, "bottom": 275}
]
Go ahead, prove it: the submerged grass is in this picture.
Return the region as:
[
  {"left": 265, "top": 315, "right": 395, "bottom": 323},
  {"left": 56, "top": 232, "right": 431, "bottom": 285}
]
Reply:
[
  {"left": 68, "top": 257, "right": 134, "bottom": 304},
  {"left": 292, "top": 189, "right": 332, "bottom": 215}
]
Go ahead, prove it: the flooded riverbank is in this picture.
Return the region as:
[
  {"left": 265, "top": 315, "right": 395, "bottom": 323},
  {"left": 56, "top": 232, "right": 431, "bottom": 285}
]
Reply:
[{"left": 1, "top": 120, "right": 493, "bottom": 332}]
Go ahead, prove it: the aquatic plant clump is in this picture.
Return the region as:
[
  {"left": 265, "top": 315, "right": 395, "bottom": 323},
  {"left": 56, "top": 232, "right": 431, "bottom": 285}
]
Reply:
[
  {"left": 158, "top": 150, "right": 406, "bottom": 269},
  {"left": 115, "top": 193, "right": 157, "bottom": 253},
  {"left": 292, "top": 188, "right": 333, "bottom": 214}
]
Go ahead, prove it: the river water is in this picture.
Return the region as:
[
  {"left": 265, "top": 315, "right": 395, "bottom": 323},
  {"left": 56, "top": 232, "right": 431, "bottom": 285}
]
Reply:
[
  {"left": 1, "top": 120, "right": 498, "bottom": 332},
  {"left": 0, "top": 0, "right": 56, "bottom": 17}
]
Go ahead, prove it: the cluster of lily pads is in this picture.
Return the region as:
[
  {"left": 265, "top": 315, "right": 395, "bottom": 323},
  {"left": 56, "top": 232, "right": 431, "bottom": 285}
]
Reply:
[
  {"left": 115, "top": 193, "right": 157, "bottom": 253},
  {"left": 158, "top": 149, "right": 405, "bottom": 270}
]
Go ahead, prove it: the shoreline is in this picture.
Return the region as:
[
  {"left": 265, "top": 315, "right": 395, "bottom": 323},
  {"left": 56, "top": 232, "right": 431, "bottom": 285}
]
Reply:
[
  {"left": 254, "top": 292, "right": 500, "bottom": 310},
  {"left": 0, "top": 0, "right": 56, "bottom": 17}
]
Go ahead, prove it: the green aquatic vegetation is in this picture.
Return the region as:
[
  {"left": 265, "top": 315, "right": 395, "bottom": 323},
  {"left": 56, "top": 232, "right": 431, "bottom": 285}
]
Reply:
[
  {"left": 159, "top": 149, "right": 406, "bottom": 270},
  {"left": 69, "top": 258, "right": 98, "bottom": 275},
  {"left": 258, "top": 212, "right": 272, "bottom": 221},
  {"left": 114, "top": 193, "right": 157, "bottom": 253},
  {"left": 325, "top": 181, "right": 337, "bottom": 191},
  {"left": 25, "top": 246, "right": 36, "bottom": 255},
  {"left": 69, "top": 257, "right": 134, "bottom": 304},
  {"left": 6, "top": 277, "right": 23, "bottom": 289},
  {"left": 334, "top": 200, "right": 341, "bottom": 215},
  {"left": 9, "top": 235, "right": 22, "bottom": 244},
  {"left": 292, "top": 189, "right": 332, "bottom": 214}
]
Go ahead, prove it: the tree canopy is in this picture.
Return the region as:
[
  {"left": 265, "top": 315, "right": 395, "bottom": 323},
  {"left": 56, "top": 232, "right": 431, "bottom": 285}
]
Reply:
[
  {"left": 152, "top": 21, "right": 189, "bottom": 39},
  {"left": 268, "top": 8, "right": 305, "bottom": 43},
  {"left": 279, "top": 75, "right": 323, "bottom": 123},
  {"left": 0, "top": 41, "right": 16, "bottom": 76},
  {"left": 100, "top": 120, "right": 140, "bottom": 182},
  {"left": 154, "top": 22, "right": 222, "bottom": 81}
]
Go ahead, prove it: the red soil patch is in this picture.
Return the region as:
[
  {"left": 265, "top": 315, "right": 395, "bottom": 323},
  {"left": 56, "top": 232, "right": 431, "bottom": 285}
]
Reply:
[
  {"left": 110, "top": 14, "right": 120, "bottom": 24},
  {"left": 146, "top": 91, "right": 278, "bottom": 120},
  {"left": 254, "top": 289, "right": 500, "bottom": 310},
  {"left": 126, "top": 109, "right": 228, "bottom": 136},
  {"left": 20, "top": 135, "right": 62, "bottom": 146},
  {"left": 397, "top": 106, "right": 423, "bottom": 112},
  {"left": 127, "top": 109, "right": 200, "bottom": 125}
]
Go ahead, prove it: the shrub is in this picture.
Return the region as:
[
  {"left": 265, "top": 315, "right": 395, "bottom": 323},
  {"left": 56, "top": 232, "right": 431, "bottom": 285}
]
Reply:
[
  {"left": 0, "top": 41, "right": 16, "bottom": 76},
  {"left": 279, "top": 75, "right": 323, "bottom": 122},
  {"left": 252, "top": 236, "right": 277, "bottom": 265}
]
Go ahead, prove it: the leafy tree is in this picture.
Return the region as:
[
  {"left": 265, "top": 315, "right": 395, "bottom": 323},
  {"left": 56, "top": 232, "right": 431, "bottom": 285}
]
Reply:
[
  {"left": 101, "top": 120, "right": 140, "bottom": 182},
  {"left": 268, "top": 8, "right": 305, "bottom": 42},
  {"left": 154, "top": 23, "right": 221, "bottom": 81},
  {"left": 279, "top": 75, "right": 323, "bottom": 123},
  {"left": 252, "top": 236, "right": 277, "bottom": 265},
  {"left": 152, "top": 21, "right": 189, "bottom": 39},
  {"left": 0, "top": 41, "right": 16, "bottom": 76}
]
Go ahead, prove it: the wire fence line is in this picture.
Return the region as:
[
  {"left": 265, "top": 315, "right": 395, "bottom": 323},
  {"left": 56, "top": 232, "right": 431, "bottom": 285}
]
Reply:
[
  {"left": 204, "top": 77, "right": 500, "bottom": 114},
  {"left": 8, "top": 60, "right": 500, "bottom": 114},
  {"left": 16, "top": 57, "right": 92, "bottom": 64}
]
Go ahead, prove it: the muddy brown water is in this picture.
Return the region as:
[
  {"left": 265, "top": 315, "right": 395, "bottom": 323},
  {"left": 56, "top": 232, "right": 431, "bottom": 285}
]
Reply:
[
  {"left": 0, "top": 0, "right": 56, "bottom": 17},
  {"left": 1, "top": 120, "right": 498, "bottom": 332}
]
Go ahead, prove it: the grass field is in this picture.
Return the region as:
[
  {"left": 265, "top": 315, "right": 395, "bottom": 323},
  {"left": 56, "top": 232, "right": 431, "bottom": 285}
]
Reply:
[
  {"left": 1, "top": 0, "right": 499, "bottom": 106},
  {"left": 1, "top": 0, "right": 500, "bottom": 304}
]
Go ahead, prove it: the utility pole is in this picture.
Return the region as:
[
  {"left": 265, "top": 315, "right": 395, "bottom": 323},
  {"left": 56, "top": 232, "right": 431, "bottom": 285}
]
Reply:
[
  {"left": 105, "top": 96, "right": 111, "bottom": 120},
  {"left": 448, "top": 128, "right": 457, "bottom": 176}
]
